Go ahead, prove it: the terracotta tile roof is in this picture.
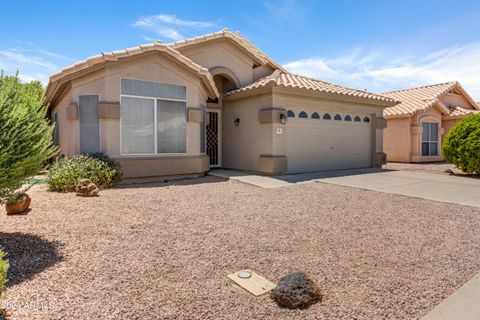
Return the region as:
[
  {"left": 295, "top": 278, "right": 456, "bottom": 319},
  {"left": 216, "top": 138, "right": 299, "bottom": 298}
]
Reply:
[
  {"left": 382, "top": 81, "right": 479, "bottom": 118},
  {"left": 225, "top": 70, "right": 398, "bottom": 105},
  {"left": 45, "top": 42, "right": 219, "bottom": 105},
  {"left": 168, "top": 28, "right": 287, "bottom": 72}
]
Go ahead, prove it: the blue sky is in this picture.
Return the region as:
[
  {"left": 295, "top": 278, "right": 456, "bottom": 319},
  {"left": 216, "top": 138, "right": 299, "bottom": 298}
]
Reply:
[{"left": 1, "top": 0, "right": 480, "bottom": 99}]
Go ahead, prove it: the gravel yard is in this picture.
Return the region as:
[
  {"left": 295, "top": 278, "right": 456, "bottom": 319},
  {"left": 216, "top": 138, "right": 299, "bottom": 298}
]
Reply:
[{"left": 1, "top": 176, "right": 480, "bottom": 319}]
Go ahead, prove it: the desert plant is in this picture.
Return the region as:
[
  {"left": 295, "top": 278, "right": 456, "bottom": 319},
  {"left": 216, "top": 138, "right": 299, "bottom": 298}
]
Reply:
[
  {"left": 0, "top": 72, "right": 57, "bottom": 204},
  {"left": 46, "top": 154, "right": 122, "bottom": 192},
  {"left": 86, "top": 152, "right": 122, "bottom": 182},
  {"left": 442, "top": 114, "right": 480, "bottom": 174},
  {"left": 0, "top": 248, "right": 8, "bottom": 297}
]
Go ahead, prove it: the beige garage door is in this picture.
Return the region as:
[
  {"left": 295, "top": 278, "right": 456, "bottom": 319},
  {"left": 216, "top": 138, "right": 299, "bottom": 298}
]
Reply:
[{"left": 286, "top": 111, "right": 372, "bottom": 173}]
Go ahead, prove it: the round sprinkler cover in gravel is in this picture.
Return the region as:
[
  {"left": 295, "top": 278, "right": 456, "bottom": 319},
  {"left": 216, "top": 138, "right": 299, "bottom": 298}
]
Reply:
[
  {"left": 238, "top": 271, "right": 252, "bottom": 279},
  {"left": 270, "top": 272, "right": 322, "bottom": 309}
]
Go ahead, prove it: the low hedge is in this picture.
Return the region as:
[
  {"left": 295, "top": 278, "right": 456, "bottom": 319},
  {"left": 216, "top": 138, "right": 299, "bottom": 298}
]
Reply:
[
  {"left": 0, "top": 248, "right": 8, "bottom": 297},
  {"left": 442, "top": 114, "right": 480, "bottom": 174},
  {"left": 46, "top": 153, "right": 122, "bottom": 192}
]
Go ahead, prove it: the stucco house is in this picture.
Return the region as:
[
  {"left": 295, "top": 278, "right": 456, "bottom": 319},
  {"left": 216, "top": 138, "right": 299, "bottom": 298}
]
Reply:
[
  {"left": 45, "top": 29, "right": 398, "bottom": 179},
  {"left": 382, "top": 82, "right": 480, "bottom": 163}
]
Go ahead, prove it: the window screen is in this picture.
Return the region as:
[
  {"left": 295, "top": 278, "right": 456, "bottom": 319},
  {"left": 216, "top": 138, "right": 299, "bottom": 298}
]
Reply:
[
  {"left": 121, "top": 79, "right": 186, "bottom": 100},
  {"left": 157, "top": 99, "right": 186, "bottom": 153},
  {"left": 79, "top": 95, "right": 100, "bottom": 153},
  {"left": 421, "top": 122, "right": 439, "bottom": 156},
  {"left": 121, "top": 97, "right": 155, "bottom": 154}
]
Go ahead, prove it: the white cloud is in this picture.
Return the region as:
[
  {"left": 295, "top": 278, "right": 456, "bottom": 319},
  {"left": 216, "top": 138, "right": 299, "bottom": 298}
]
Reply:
[
  {"left": 133, "top": 14, "right": 216, "bottom": 41},
  {"left": 284, "top": 43, "right": 480, "bottom": 100},
  {"left": 0, "top": 47, "right": 71, "bottom": 85}
]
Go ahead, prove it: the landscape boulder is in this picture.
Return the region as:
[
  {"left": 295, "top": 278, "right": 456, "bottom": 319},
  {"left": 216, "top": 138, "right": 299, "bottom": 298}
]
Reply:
[
  {"left": 75, "top": 179, "right": 99, "bottom": 197},
  {"left": 270, "top": 272, "right": 322, "bottom": 309}
]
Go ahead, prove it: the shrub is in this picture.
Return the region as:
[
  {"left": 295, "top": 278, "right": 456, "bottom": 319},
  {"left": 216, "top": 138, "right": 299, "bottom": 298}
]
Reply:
[
  {"left": 442, "top": 114, "right": 480, "bottom": 174},
  {"left": 0, "top": 72, "right": 57, "bottom": 204},
  {"left": 46, "top": 154, "right": 122, "bottom": 192},
  {"left": 0, "top": 248, "right": 8, "bottom": 297}
]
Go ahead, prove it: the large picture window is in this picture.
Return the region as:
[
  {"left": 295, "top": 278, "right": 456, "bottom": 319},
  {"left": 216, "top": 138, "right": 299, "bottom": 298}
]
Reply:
[
  {"left": 421, "top": 122, "right": 439, "bottom": 156},
  {"left": 120, "top": 79, "right": 186, "bottom": 155}
]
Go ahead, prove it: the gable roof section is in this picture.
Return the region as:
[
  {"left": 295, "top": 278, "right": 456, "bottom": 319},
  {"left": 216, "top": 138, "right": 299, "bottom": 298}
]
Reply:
[
  {"left": 444, "top": 105, "right": 480, "bottom": 119},
  {"left": 168, "top": 29, "right": 287, "bottom": 73},
  {"left": 382, "top": 81, "right": 480, "bottom": 118},
  {"left": 45, "top": 42, "right": 219, "bottom": 106},
  {"left": 225, "top": 70, "right": 398, "bottom": 106}
]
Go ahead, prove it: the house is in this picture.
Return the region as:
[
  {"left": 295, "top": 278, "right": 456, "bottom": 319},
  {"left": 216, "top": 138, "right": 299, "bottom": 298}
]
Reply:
[
  {"left": 45, "top": 29, "right": 398, "bottom": 179},
  {"left": 382, "top": 82, "right": 480, "bottom": 163}
]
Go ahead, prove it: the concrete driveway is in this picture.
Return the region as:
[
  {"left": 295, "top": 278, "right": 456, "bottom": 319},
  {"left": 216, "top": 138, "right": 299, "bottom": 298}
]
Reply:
[{"left": 211, "top": 168, "right": 480, "bottom": 208}]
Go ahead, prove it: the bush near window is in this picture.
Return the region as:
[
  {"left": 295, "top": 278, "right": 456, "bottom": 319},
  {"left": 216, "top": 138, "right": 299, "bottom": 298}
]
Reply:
[
  {"left": 0, "top": 248, "right": 8, "bottom": 297},
  {"left": 0, "top": 72, "right": 57, "bottom": 204},
  {"left": 46, "top": 153, "right": 122, "bottom": 192},
  {"left": 442, "top": 114, "right": 480, "bottom": 174}
]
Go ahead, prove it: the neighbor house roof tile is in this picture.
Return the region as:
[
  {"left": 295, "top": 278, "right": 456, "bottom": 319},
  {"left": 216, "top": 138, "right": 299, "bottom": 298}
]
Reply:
[
  {"left": 382, "top": 82, "right": 479, "bottom": 118},
  {"left": 225, "top": 70, "right": 398, "bottom": 105}
]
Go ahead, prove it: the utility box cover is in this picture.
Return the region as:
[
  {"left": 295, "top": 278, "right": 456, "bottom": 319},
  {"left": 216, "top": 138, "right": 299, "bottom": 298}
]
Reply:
[{"left": 228, "top": 269, "right": 276, "bottom": 296}]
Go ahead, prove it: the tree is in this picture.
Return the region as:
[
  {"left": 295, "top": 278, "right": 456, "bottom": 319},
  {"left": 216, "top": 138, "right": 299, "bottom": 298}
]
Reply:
[
  {"left": 0, "top": 72, "right": 57, "bottom": 203},
  {"left": 442, "top": 114, "right": 480, "bottom": 174}
]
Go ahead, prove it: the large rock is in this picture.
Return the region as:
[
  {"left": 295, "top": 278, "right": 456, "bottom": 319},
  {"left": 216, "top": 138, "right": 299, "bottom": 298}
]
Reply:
[
  {"left": 76, "top": 179, "right": 99, "bottom": 197},
  {"left": 270, "top": 272, "right": 322, "bottom": 309}
]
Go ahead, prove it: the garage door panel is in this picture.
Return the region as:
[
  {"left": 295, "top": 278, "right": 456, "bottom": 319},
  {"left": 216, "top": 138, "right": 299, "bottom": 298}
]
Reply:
[{"left": 286, "top": 114, "right": 372, "bottom": 173}]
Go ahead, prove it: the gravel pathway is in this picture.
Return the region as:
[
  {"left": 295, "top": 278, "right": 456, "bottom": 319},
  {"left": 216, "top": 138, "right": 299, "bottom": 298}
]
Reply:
[{"left": 1, "top": 176, "right": 480, "bottom": 319}]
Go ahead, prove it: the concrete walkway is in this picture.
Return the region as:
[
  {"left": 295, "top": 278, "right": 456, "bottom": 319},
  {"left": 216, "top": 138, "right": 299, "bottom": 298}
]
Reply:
[
  {"left": 422, "top": 272, "right": 480, "bottom": 320},
  {"left": 209, "top": 168, "right": 480, "bottom": 208}
]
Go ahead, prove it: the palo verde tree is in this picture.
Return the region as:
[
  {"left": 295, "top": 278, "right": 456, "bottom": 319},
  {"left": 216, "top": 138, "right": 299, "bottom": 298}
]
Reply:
[{"left": 0, "top": 72, "right": 57, "bottom": 203}]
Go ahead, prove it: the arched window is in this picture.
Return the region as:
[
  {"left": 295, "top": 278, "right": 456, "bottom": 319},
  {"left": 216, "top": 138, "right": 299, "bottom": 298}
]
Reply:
[
  {"left": 287, "top": 110, "right": 295, "bottom": 118},
  {"left": 323, "top": 113, "right": 331, "bottom": 120},
  {"left": 299, "top": 111, "right": 308, "bottom": 119},
  {"left": 354, "top": 115, "right": 361, "bottom": 122},
  {"left": 344, "top": 115, "right": 352, "bottom": 121},
  {"left": 334, "top": 114, "right": 342, "bottom": 121},
  {"left": 363, "top": 116, "right": 370, "bottom": 123},
  {"left": 311, "top": 112, "right": 320, "bottom": 119}
]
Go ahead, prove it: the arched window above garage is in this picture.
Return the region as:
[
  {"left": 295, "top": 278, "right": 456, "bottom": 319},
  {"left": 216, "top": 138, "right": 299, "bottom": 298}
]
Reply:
[
  {"left": 311, "top": 112, "right": 320, "bottom": 119},
  {"left": 287, "top": 110, "right": 295, "bottom": 118},
  {"left": 334, "top": 114, "right": 342, "bottom": 121},
  {"left": 363, "top": 116, "right": 370, "bottom": 123},
  {"left": 344, "top": 115, "right": 352, "bottom": 121},
  {"left": 354, "top": 116, "right": 361, "bottom": 122},
  {"left": 299, "top": 111, "right": 308, "bottom": 118},
  {"left": 323, "top": 113, "right": 331, "bottom": 120}
]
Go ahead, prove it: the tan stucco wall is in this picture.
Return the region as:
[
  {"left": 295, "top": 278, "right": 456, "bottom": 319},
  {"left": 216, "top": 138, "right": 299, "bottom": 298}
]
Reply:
[
  {"left": 176, "top": 39, "right": 257, "bottom": 86},
  {"left": 50, "top": 53, "right": 210, "bottom": 177},
  {"left": 222, "top": 93, "right": 275, "bottom": 171},
  {"left": 383, "top": 118, "right": 411, "bottom": 162}
]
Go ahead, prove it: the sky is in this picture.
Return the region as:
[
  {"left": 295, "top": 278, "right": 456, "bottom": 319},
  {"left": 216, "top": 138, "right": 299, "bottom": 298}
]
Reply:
[{"left": 1, "top": 0, "right": 480, "bottom": 99}]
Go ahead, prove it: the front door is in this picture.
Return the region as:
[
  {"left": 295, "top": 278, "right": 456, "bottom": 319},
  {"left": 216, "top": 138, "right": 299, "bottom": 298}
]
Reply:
[{"left": 206, "top": 110, "right": 221, "bottom": 167}]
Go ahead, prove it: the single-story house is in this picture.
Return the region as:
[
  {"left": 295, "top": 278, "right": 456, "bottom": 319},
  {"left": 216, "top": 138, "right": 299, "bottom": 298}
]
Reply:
[
  {"left": 45, "top": 29, "right": 398, "bottom": 179},
  {"left": 382, "top": 82, "right": 480, "bottom": 163}
]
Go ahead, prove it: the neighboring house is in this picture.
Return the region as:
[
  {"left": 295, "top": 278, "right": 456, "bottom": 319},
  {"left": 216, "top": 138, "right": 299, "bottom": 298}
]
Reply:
[
  {"left": 382, "top": 82, "right": 480, "bottom": 163},
  {"left": 45, "top": 29, "right": 398, "bottom": 179}
]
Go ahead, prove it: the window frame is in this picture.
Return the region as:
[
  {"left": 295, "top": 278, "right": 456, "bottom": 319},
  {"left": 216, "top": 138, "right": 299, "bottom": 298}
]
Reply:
[
  {"left": 421, "top": 121, "right": 439, "bottom": 156},
  {"left": 119, "top": 80, "right": 188, "bottom": 156}
]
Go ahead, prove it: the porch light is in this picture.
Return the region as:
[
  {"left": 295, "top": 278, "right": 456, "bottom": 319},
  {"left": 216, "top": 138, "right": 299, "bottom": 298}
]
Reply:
[
  {"left": 280, "top": 113, "right": 287, "bottom": 124},
  {"left": 234, "top": 118, "right": 240, "bottom": 126}
]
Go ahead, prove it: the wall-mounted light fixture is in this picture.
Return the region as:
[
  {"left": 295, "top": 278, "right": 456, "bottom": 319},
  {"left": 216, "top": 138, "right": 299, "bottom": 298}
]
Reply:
[
  {"left": 279, "top": 113, "right": 287, "bottom": 124},
  {"left": 234, "top": 118, "right": 240, "bottom": 127}
]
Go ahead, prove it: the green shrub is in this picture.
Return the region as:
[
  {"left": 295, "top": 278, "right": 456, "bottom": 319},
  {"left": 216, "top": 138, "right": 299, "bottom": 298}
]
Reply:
[
  {"left": 0, "top": 248, "right": 8, "bottom": 297},
  {"left": 0, "top": 72, "right": 57, "bottom": 204},
  {"left": 442, "top": 114, "right": 480, "bottom": 174},
  {"left": 46, "top": 154, "right": 122, "bottom": 192}
]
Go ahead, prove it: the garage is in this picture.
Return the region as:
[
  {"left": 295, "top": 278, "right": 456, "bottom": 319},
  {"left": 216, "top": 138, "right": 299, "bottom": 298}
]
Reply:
[{"left": 286, "top": 109, "right": 373, "bottom": 173}]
